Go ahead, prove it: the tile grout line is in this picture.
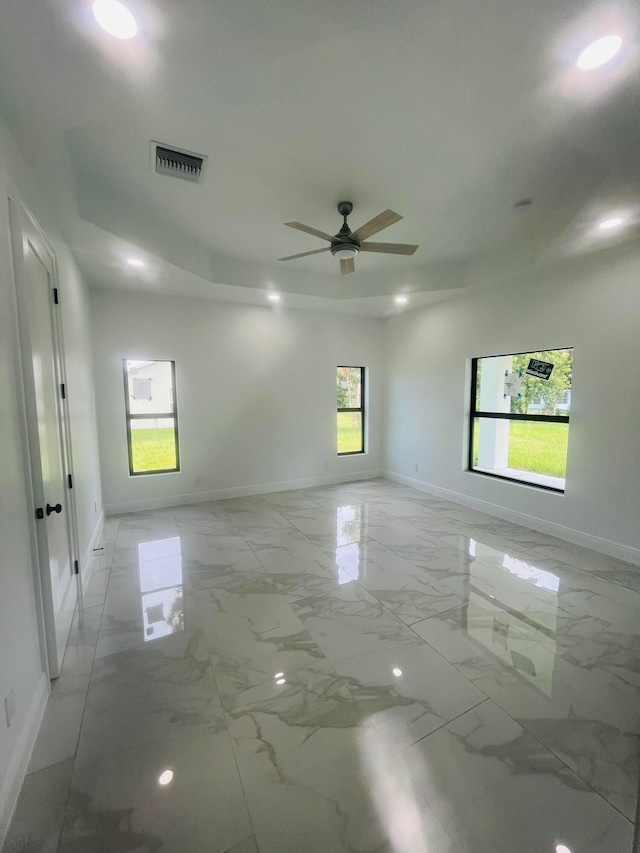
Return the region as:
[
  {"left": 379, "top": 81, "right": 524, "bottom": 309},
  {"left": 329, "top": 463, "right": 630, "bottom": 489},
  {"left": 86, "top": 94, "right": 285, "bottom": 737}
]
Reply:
[
  {"left": 406, "top": 697, "right": 491, "bottom": 749},
  {"left": 402, "top": 606, "right": 636, "bottom": 826},
  {"left": 52, "top": 516, "right": 120, "bottom": 852},
  {"left": 203, "top": 648, "right": 261, "bottom": 852},
  {"left": 403, "top": 602, "right": 468, "bottom": 627}
]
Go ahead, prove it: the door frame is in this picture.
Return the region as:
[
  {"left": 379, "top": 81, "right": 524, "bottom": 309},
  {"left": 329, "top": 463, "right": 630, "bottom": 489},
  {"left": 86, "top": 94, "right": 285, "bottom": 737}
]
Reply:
[{"left": 8, "top": 192, "right": 81, "bottom": 678}]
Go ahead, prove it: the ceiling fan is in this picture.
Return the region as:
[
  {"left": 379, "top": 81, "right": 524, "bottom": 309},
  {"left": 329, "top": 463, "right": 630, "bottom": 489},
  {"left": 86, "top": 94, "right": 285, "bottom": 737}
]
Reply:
[{"left": 278, "top": 202, "right": 419, "bottom": 275}]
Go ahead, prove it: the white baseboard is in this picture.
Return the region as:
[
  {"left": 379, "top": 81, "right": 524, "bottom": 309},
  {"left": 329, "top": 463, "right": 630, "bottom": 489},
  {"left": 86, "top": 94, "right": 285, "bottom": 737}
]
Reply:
[
  {"left": 105, "top": 469, "right": 383, "bottom": 516},
  {"left": 383, "top": 470, "right": 640, "bottom": 566},
  {"left": 0, "top": 672, "right": 49, "bottom": 847},
  {"left": 80, "top": 509, "right": 104, "bottom": 593}
]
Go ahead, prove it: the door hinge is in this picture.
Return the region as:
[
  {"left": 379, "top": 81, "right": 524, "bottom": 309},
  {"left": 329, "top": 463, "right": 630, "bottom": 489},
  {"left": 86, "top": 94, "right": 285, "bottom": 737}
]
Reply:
[
  {"left": 53, "top": 287, "right": 59, "bottom": 304},
  {"left": 73, "top": 559, "right": 79, "bottom": 575},
  {"left": 67, "top": 473, "right": 73, "bottom": 489},
  {"left": 60, "top": 383, "right": 66, "bottom": 399}
]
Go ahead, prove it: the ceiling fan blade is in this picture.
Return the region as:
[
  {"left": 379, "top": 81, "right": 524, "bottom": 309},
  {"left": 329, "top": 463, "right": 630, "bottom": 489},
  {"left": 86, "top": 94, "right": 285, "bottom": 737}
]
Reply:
[
  {"left": 351, "top": 209, "right": 403, "bottom": 242},
  {"left": 340, "top": 257, "right": 355, "bottom": 275},
  {"left": 284, "top": 222, "right": 335, "bottom": 242},
  {"left": 360, "top": 242, "right": 419, "bottom": 255},
  {"left": 278, "top": 247, "right": 331, "bottom": 261}
]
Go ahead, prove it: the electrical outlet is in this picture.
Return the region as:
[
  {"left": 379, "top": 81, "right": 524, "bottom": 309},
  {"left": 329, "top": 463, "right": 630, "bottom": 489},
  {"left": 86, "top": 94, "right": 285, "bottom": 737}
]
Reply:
[
  {"left": 5, "top": 688, "right": 16, "bottom": 728},
  {"left": 413, "top": 463, "right": 419, "bottom": 473}
]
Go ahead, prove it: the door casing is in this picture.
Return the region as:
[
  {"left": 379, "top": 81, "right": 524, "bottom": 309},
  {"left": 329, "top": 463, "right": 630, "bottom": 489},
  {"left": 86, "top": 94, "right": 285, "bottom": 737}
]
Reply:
[{"left": 8, "top": 194, "right": 81, "bottom": 679}]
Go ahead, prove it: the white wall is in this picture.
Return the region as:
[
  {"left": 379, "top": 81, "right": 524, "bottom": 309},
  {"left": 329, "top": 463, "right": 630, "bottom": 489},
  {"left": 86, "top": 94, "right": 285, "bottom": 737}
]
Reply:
[
  {"left": 91, "top": 289, "right": 384, "bottom": 513},
  {"left": 0, "top": 116, "right": 103, "bottom": 841},
  {"left": 58, "top": 247, "right": 104, "bottom": 563},
  {"left": 384, "top": 244, "right": 640, "bottom": 561}
]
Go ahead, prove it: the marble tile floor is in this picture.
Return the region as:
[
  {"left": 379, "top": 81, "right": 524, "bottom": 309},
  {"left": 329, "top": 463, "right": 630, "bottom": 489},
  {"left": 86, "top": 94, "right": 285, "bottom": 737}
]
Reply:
[{"left": 4, "top": 478, "right": 640, "bottom": 852}]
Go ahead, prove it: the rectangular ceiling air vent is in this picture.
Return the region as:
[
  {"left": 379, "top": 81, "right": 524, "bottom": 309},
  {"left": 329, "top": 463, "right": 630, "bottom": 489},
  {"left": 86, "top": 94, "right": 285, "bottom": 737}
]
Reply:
[{"left": 152, "top": 142, "right": 207, "bottom": 183}]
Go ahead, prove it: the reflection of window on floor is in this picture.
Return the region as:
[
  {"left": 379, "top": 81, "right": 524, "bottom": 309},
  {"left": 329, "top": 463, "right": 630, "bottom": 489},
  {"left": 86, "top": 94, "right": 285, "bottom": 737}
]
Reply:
[
  {"left": 465, "top": 537, "right": 559, "bottom": 697},
  {"left": 334, "top": 504, "right": 364, "bottom": 583},
  {"left": 469, "top": 348, "right": 572, "bottom": 492},
  {"left": 137, "top": 538, "right": 185, "bottom": 642}
]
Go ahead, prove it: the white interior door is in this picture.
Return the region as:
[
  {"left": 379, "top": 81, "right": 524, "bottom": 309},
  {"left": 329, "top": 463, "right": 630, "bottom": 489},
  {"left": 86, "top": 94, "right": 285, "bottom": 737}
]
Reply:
[{"left": 13, "top": 208, "right": 77, "bottom": 678}]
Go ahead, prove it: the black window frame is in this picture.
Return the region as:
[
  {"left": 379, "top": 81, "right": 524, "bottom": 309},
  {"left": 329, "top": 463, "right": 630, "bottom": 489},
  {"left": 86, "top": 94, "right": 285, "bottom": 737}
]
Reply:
[
  {"left": 123, "top": 359, "right": 181, "bottom": 476},
  {"left": 337, "top": 365, "right": 365, "bottom": 456},
  {"left": 469, "top": 348, "right": 571, "bottom": 494}
]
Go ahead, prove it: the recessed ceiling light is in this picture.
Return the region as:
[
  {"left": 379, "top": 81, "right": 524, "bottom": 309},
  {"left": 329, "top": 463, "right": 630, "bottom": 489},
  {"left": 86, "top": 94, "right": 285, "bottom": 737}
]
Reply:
[
  {"left": 127, "top": 258, "right": 145, "bottom": 267},
  {"left": 394, "top": 295, "right": 408, "bottom": 305},
  {"left": 597, "top": 215, "right": 625, "bottom": 231},
  {"left": 276, "top": 678, "right": 286, "bottom": 685},
  {"left": 392, "top": 667, "right": 403, "bottom": 677},
  {"left": 556, "top": 845, "right": 572, "bottom": 853},
  {"left": 92, "top": 0, "right": 138, "bottom": 39},
  {"left": 268, "top": 293, "right": 281, "bottom": 302},
  {"left": 158, "top": 769, "right": 173, "bottom": 786},
  {"left": 577, "top": 35, "right": 622, "bottom": 70}
]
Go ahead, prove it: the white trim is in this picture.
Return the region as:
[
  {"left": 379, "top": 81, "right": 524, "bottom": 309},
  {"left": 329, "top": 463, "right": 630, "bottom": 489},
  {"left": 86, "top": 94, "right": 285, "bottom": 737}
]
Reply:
[
  {"left": 80, "top": 509, "right": 105, "bottom": 593},
  {"left": 474, "top": 465, "right": 565, "bottom": 491},
  {"left": 5, "top": 189, "right": 50, "bottom": 680},
  {"left": 8, "top": 195, "right": 80, "bottom": 677},
  {"left": 382, "top": 470, "right": 640, "bottom": 566},
  {"left": 105, "top": 469, "right": 383, "bottom": 515},
  {"left": 0, "top": 673, "right": 49, "bottom": 847}
]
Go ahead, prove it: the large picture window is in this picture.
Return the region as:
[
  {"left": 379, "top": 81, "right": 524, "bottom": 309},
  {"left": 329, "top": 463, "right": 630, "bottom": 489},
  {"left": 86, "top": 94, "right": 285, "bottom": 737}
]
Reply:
[
  {"left": 469, "top": 348, "right": 572, "bottom": 492},
  {"left": 337, "top": 366, "right": 365, "bottom": 455},
  {"left": 123, "top": 359, "right": 180, "bottom": 475}
]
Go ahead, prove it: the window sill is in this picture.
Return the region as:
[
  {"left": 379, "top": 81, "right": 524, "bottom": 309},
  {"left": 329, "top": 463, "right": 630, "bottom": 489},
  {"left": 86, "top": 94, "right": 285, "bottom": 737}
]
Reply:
[
  {"left": 470, "top": 466, "right": 565, "bottom": 493},
  {"left": 129, "top": 469, "right": 181, "bottom": 478}
]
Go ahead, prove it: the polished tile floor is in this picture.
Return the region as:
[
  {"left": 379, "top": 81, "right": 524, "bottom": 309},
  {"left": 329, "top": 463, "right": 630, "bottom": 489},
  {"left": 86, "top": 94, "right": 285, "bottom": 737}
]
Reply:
[{"left": 5, "top": 479, "right": 639, "bottom": 852}]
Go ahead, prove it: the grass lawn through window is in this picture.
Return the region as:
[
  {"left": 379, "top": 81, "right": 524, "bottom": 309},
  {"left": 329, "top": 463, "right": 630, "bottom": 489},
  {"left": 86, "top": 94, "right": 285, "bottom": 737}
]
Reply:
[
  {"left": 131, "top": 420, "right": 568, "bottom": 479},
  {"left": 337, "top": 412, "right": 363, "bottom": 454},
  {"left": 473, "top": 421, "right": 569, "bottom": 478},
  {"left": 508, "top": 421, "right": 569, "bottom": 478},
  {"left": 131, "top": 427, "right": 177, "bottom": 472}
]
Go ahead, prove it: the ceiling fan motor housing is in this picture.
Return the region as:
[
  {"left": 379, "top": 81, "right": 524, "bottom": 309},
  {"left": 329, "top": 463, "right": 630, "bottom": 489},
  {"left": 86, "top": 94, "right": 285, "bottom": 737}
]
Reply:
[{"left": 332, "top": 201, "right": 359, "bottom": 257}]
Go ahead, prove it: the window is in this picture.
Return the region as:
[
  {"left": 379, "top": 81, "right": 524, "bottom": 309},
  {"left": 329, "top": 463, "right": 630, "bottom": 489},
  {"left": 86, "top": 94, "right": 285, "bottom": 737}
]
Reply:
[
  {"left": 123, "top": 359, "right": 180, "bottom": 475},
  {"left": 337, "top": 366, "right": 365, "bottom": 455},
  {"left": 469, "top": 348, "right": 572, "bottom": 492}
]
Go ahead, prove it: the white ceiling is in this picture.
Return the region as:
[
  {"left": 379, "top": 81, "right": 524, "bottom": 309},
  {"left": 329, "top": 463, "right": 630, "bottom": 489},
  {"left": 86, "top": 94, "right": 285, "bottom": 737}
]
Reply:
[{"left": 1, "top": 0, "right": 639, "bottom": 314}]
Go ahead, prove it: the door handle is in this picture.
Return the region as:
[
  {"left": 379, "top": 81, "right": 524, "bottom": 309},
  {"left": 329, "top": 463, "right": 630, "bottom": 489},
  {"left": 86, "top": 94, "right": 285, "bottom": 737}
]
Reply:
[{"left": 46, "top": 502, "right": 62, "bottom": 516}]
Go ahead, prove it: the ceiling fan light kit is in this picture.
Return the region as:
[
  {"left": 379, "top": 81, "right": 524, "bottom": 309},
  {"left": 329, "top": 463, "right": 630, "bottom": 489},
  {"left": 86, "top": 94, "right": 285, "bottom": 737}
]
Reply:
[
  {"left": 279, "top": 201, "right": 418, "bottom": 275},
  {"left": 332, "top": 244, "right": 359, "bottom": 259}
]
